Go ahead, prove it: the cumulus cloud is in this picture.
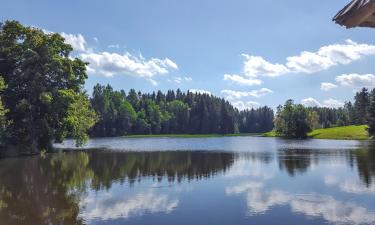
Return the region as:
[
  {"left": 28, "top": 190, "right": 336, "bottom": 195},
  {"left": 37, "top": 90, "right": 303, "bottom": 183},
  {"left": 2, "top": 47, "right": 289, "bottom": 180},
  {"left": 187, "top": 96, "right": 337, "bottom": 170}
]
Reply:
[
  {"left": 80, "top": 52, "right": 178, "bottom": 78},
  {"left": 323, "top": 98, "right": 345, "bottom": 108},
  {"left": 61, "top": 32, "right": 87, "bottom": 52},
  {"left": 301, "top": 98, "right": 344, "bottom": 108},
  {"left": 58, "top": 32, "right": 179, "bottom": 85},
  {"left": 242, "top": 54, "right": 289, "bottom": 77},
  {"left": 321, "top": 82, "right": 338, "bottom": 91},
  {"left": 232, "top": 101, "right": 261, "bottom": 110},
  {"left": 240, "top": 40, "right": 375, "bottom": 78},
  {"left": 189, "top": 89, "right": 211, "bottom": 95},
  {"left": 221, "top": 88, "right": 273, "bottom": 100},
  {"left": 224, "top": 74, "right": 262, "bottom": 86},
  {"left": 301, "top": 98, "right": 322, "bottom": 107},
  {"left": 335, "top": 73, "right": 375, "bottom": 88}
]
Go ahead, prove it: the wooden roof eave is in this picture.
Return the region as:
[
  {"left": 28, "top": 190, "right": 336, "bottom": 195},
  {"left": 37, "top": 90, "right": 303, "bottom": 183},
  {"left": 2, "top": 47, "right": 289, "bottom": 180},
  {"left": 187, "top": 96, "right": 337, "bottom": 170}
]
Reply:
[{"left": 333, "top": 1, "right": 375, "bottom": 28}]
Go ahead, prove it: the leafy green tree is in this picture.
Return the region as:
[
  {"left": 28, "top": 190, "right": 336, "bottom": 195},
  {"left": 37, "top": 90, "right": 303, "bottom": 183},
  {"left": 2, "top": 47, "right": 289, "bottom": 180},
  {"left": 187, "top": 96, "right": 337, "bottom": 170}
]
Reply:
[
  {"left": 0, "top": 20, "right": 96, "bottom": 153},
  {"left": 275, "top": 100, "right": 317, "bottom": 138}
]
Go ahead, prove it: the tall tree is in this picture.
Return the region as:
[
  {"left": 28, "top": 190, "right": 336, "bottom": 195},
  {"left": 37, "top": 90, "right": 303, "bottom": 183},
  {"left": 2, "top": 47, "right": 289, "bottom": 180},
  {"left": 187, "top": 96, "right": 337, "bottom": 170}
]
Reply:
[
  {"left": 354, "top": 88, "right": 370, "bottom": 125},
  {"left": 0, "top": 20, "right": 96, "bottom": 153},
  {"left": 368, "top": 88, "right": 375, "bottom": 137}
]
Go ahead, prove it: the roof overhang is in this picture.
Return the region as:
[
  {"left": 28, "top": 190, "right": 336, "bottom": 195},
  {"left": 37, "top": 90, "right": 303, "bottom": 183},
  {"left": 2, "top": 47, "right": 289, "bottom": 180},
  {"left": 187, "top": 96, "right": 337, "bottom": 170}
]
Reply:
[{"left": 333, "top": 0, "right": 375, "bottom": 28}]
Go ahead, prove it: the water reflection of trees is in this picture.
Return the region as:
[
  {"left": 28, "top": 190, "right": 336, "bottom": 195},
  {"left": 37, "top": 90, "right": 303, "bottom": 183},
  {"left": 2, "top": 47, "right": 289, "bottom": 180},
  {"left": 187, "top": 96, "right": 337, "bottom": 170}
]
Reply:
[
  {"left": 277, "top": 149, "right": 355, "bottom": 177},
  {"left": 278, "top": 149, "right": 317, "bottom": 176},
  {"left": 0, "top": 150, "right": 234, "bottom": 224},
  {"left": 0, "top": 152, "right": 92, "bottom": 225},
  {"left": 87, "top": 150, "right": 235, "bottom": 189},
  {"left": 277, "top": 145, "right": 375, "bottom": 187},
  {"left": 355, "top": 144, "right": 375, "bottom": 187}
]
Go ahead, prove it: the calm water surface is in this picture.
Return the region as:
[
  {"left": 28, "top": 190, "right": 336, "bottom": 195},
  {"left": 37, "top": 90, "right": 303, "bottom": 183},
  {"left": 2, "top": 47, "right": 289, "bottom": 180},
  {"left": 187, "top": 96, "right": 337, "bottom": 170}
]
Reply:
[{"left": 1, "top": 136, "right": 375, "bottom": 225}]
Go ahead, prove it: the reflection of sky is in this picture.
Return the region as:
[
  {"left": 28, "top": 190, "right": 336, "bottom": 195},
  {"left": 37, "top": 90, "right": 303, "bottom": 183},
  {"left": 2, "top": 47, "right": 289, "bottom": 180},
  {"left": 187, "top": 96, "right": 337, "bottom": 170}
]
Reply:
[
  {"left": 226, "top": 182, "right": 375, "bottom": 224},
  {"left": 79, "top": 181, "right": 180, "bottom": 223},
  {"left": 223, "top": 150, "right": 375, "bottom": 225}
]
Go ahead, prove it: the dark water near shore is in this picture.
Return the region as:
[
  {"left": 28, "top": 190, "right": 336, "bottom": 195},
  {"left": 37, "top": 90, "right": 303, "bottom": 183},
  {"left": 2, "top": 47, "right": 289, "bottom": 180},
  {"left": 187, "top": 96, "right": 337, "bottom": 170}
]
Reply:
[{"left": 1, "top": 137, "right": 375, "bottom": 225}]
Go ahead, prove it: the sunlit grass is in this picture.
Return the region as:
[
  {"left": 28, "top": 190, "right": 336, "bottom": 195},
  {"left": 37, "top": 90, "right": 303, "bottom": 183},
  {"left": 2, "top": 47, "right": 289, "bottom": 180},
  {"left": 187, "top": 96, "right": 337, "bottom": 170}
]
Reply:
[
  {"left": 308, "top": 125, "right": 370, "bottom": 140},
  {"left": 263, "top": 125, "right": 371, "bottom": 140}
]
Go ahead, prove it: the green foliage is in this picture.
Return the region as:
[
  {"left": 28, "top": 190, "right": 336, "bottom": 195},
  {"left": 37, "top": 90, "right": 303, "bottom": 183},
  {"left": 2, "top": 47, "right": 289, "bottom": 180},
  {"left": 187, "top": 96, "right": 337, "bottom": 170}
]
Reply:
[
  {"left": 0, "top": 76, "right": 8, "bottom": 141},
  {"left": 368, "top": 89, "right": 375, "bottom": 136},
  {"left": 0, "top": 20, "right": 96, "bottom": 153},
  {"left": 59, "top": 90, "right": 98, "bottom": 146},
  {"left": 274, "top": 100, "right": 316, "bottom": 138}
]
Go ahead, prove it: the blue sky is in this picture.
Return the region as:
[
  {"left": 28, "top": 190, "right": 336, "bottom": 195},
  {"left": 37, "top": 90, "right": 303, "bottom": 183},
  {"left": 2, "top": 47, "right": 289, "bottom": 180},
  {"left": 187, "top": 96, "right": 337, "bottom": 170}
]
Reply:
[{"left": 2, "top": 0, "right": 375, "bottom": 109}]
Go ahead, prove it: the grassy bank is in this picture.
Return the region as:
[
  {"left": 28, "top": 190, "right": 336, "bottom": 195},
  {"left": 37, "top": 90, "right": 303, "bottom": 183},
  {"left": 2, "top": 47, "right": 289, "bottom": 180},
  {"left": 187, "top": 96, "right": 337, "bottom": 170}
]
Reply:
[
  {"left": 123, "top": 133, "right": 259, "bottom": 138},
  {"left": 263, "top": 125, "right": 371, "bottom": 140}
]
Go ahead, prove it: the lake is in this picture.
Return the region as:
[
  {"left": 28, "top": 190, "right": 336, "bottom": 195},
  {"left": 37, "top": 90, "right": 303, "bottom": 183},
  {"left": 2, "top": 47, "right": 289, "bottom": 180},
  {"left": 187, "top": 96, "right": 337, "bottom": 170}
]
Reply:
[{"left": 1, "top": 136, "right": 375, "bottom": 225}]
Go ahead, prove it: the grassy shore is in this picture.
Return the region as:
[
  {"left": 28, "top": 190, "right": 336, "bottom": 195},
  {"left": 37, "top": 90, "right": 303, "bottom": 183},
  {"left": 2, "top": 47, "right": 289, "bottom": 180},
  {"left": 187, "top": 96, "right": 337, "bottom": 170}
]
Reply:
[
  {"left": 123, "top": 133, "right": 259, "bottom": 138},
  {"left": 263, "top": 125, "right": 371, "bottom": 140}
]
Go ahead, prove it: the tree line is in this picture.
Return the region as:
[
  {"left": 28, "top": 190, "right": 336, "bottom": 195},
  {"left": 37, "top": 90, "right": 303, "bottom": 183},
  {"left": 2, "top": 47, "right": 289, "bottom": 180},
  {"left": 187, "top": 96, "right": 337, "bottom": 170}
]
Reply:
[{"left": 89, "top": 84, "right": 274, "bottom": 137}]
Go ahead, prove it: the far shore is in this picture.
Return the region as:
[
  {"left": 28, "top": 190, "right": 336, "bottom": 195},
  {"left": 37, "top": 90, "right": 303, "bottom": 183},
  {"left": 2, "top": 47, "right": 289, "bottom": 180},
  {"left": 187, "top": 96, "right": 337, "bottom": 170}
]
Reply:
[{"left": 121, "top": 125, "right": 373, "bottom": 141}]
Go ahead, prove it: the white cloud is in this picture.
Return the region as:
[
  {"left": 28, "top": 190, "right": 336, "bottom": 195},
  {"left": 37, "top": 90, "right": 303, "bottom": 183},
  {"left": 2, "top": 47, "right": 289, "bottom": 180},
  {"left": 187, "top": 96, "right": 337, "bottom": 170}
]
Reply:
[
  {"left": 301, "top": 98, "right": 322, "bottom": 107},
  {"left": 80, "top": 52, "right": 178, "bottom": 78},
  {"left": 221, "top": 88, "right": 273, "bottom": 100},
  {"left": 323, "top": 98, "right": 344, "bottom": 108},
  {"left": 238, "top": 40, "right": 375, "bottom": 78},
  {"left": 189, "top": 89, "right": 211, "bottom": 95},
  {"left": 61, "top": 32, "right": 87, "bottom": 52},
  {"left": 335, "top": 73, "right": 375, "bottom": 88},
  {"left": 286, "top": 39, "right": 375, "bottom": 74},
  {"left": 301, "top": 98, "right": 344, "bottom": 108},
  {"left": 169, "top": 76, "right": 192, "bottom": 84},
  {"left": 58, "top": 32, "right": 179, "bottom": 85},
  {"left": 242, "top": 54, "right": 290, "bottom": 77},
  {"left": 224, "top": 74, "right": 262, "bottom": 86},
  {"left": 321, "top": 82, "right": 338, "bottom": 91},
  {"left": 232, "top": 101, "right": 261, "bottom": 110}
]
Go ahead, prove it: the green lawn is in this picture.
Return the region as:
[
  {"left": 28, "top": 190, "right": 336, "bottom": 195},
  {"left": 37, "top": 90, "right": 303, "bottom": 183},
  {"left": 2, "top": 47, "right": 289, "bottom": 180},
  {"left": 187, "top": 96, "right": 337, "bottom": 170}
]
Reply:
[
  {"left": 308, "top": 125, "right": 370, "bottom": 140},
  {"left": 263, "top": 125, "right": 371, "bottom": 140},
  {"left": 123, "top": 133, "right": 258, "bottom": 138}
]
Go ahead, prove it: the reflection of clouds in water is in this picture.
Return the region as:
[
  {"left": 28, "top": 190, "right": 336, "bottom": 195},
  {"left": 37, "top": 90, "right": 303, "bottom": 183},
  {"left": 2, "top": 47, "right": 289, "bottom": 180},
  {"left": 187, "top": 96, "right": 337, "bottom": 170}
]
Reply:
[
  {"left": 325, "top": 175, "right": 375, "bottom": 194},
  {"left": 80, "top": 191, "right": 178, "bottom": 222},
  {"left": 226, "top": 182, "right": 375, "bottom": 224},
  {"left": 224, "top": 160, "right": 273, "bottom": 179}
]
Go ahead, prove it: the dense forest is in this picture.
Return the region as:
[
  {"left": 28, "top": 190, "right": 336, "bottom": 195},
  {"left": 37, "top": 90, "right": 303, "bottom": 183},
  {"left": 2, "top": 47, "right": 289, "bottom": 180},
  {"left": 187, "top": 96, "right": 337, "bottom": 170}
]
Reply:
[{"left": 89, "top": 84, "right": 274, "bottom": 136}]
